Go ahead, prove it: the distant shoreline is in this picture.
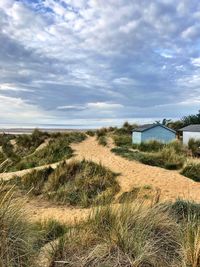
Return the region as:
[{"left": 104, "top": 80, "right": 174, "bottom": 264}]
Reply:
[{"left": 0, "top": 128, "right": 90, "bottom": 135}]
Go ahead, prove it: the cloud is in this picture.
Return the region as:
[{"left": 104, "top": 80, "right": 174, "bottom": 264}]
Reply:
[
  {"left": 87, "top": 102, "right": 123, "bottom": 109},
  {"left": 0, "top": 0, "right": 200, "bottom": 126}
]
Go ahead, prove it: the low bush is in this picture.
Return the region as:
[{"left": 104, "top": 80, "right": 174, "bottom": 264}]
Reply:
[
  {"left": 181, "top": 163, "right": 200, "bottom": 181},
  {"left": 96, "top": 128, "right": 108, "bottom": 138},
  {"left": 113, "top": 134, "right": 132, "bottom": 147},
  {"left": 169, "top": 199, "right": 200, "bottom": 222},
  {"left": 50, "top": 204, "right": 184, "bottom": 267},
  {"left": 86, "top": 130, "right": 95, "bottom": 136},
  {"left": 118, "top": 185, "right": 154, "bottom": 203},
  {"left": 188, "top": 138, "right": 200, "bottom": 157},
  {"left": 98, "top": 135, "right": 107, "bottom": 146},
  {"left": 133, "top": 140, "right": 164, "bottom": 152}
]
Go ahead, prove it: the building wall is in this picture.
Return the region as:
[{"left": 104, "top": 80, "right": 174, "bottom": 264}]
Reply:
[
  {"left": 140, "top": 125, "right": 176, "bottom": 144},
  {"left": 132, "top": 131, "right": 141, "bottom": 144},
  {"left": 183, "top": 131, "right": 200, "bottom": 145}
]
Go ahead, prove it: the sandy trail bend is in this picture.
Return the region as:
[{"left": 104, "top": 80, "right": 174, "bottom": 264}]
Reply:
[{"left": 72, "top": 137, "right": 200, "bottom": 202}]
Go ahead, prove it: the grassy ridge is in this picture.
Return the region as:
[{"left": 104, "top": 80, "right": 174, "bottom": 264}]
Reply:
[
  {"left": 16, "top": 159, "right": 120, "bottom": 207},
  {"left": 0, "top": 131, "right": 86, "bottom": 172}
]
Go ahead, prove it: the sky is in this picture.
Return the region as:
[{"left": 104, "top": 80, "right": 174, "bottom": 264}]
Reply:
[{"left": 0, "top": 0, "right": 200, "bottom": 127}]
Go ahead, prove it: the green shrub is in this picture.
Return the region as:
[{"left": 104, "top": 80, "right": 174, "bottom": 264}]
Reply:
[
  {"left": 169, "top": 200, "right": 200, "bottom": 222},
  {"left": 188, "top": 138, "right": 200, "bottom": 156},
  {"left": 134, "top": 140, "right": 164, "bottom": 152},
  {"left": 118, "top": 186, "right": 153, "bottom": 203},
  {"left": 113, "top": 134, "right": 132, "bottom": 147},
  {"left": 51, "top": 204, "right": 184, "bottom": 267},
  {"left": 86, "top": 130, "right": 95, "bottom": 136},
  {"left": 96, "top": 128, "right": 108, "bottom": 138},
  {"left": 98, "top": 135, "right": 107, "bottom": 146},
  {"left": 181, "top": 163, "right": 200, "bottom": 181}
]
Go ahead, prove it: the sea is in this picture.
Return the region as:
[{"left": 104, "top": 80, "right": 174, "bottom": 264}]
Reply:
[{"left": 0, "top": 118, "right": 164, "bottom": 134}]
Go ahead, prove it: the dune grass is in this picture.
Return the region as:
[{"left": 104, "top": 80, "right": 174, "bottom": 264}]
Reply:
[
  {"left": 1, "top": 180, "right": 200, "bottom": 267},
  {"left": 0, "top": 151, "right": 6, "bottom": 164},
  {"left": 50, "top": 204, "right": 184, "bottom": 267},
  {"left": 181, "top": 163, "right": 200, "bottom": 182},
  {"left": 15, "top": 129, "right": 49, "bottom": 157},
  {"left": 0, "top": 183, "right": 37, "bottom": 267},
  {"left": 112, "top": 145, "right": 185, "bottom": 170},
  {"left": 16, "top": 159, "right": 120, "bottom": 207},
  {"left": 2, "top": 132, "right": 87, "bottom": 172},
  {"left": 97, "top": 135, "right": 107, "bottom": 146},
  {"left": 118, "top": 185, "right": 155, "bottom": 203}
]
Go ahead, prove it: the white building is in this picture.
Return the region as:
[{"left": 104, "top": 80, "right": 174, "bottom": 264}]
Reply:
[{"left": 179, "top": 124, "right": 200, "bottom": 145}]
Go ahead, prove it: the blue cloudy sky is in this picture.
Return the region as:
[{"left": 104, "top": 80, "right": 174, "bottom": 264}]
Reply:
[{"left": 0, "top": 0, "right": 200, "bottom": 127}]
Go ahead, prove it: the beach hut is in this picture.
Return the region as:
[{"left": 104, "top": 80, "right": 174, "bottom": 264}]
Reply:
[
  {"left": 179, "top": 124, "right": 200, "bottom": 145},
  {"left": 132, "top": 123, "right": 176, "bottom": 144}
]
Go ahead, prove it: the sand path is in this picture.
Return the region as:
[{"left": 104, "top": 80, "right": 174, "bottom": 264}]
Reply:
[{"left": 72, "top": 137, "right": 200, "bottom": 202}]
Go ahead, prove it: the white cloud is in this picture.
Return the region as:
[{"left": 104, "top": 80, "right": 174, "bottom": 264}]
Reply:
[
  {"left": 57, "top": 105, "right": 85, "bottom": 110},
  {"left": 0, "top": 83, "right": 34, "bottom": 92},
  {"left": 87, "top": 102, "right": 123, "bottom": 109},
  {"left": 0, "top": 94, "right": 52, "bottom": 123},
  {"left": 191, "top": 57, "right": 200, "bottom": 67}
]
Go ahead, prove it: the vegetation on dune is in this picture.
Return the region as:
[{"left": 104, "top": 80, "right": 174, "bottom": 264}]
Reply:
[
  {"left": 0, "top": 151, "right": 6, "bottom": 164},
  {"left": 0, "top": 183, "right": 37, "bottom": 267},
  {"left": 50, "top": 204, "right": 184, "bottom": 267},
  {"left": 1, "top": 131, "right": 86, "bottom": 172},
  {"left": 14, "top": 137, "right": 74, "bottom": 170},
  {"left": 33, "top": 219, "right": 69, "bottom": 248},
  {"left": 132, "top": 140, "right": 165, "bottom": 152},
  {"left": 15, "top": 129, "right": 50, "bottom": 156},
  {"left": 113, "top": 134, "right": 132, "bottom": 147},
  {"left": 0, "top": 134, "right": 16, "bottom": 146},
  {"left": 97, "top": 135, "right": 107, "bottom": 146},
  {"left": 86, "top": 130, "right": 95, "bottom": 136},
  {"left": 181, "top": 163, "right": 200, "bottom": 182},
  {"left": 16, "top": 160, "right": 120, "bottom": 207},
  {"left": 118, "top": 185, "right": 156, "bottom": 203},
  {"left": 167, "top": 200, "right": 200, "bottom": 267},
  {"left": 169, "top": 199, "right": 200, "bottom": 222},
  {"left": 1, "top": 180, "right": 200, "bottom": 267},
  {"left": 112, "top": 144, "right": 186, "bottom": 170},
  {"left": 188, "top": 138, "right": 200, "bottom": 157}
]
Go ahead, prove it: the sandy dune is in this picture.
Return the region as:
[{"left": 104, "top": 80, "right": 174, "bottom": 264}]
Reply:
[
  {"left": 72, "top": 137, "right": 200, "bottom": 202},
  {"left": 1, "top": 136, "right": 200, "bottom": 224}
]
